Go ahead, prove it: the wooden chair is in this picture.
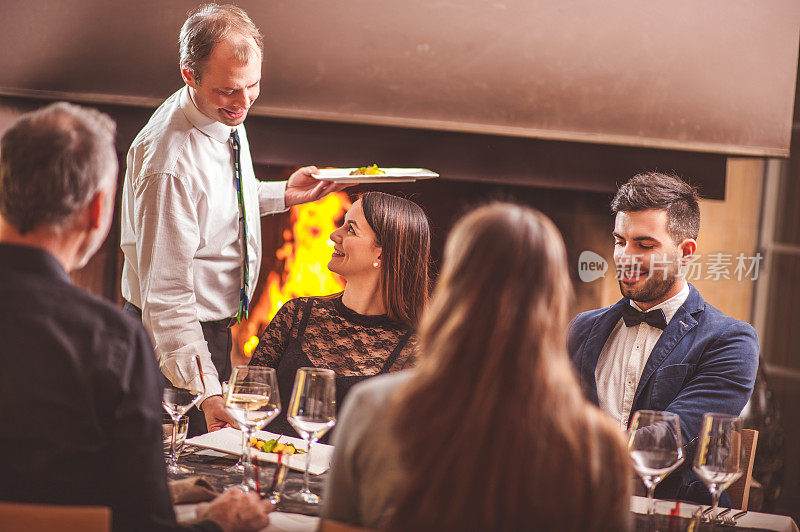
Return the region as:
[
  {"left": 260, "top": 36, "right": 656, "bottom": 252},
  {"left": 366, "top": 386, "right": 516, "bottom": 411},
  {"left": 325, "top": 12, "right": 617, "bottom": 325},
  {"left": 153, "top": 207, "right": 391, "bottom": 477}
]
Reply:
[
  {"left": 0, "top": 501, "right": 111, "bottom": 532},
  {"left": 320, "top": 519, "right": 375, "bottom": 532},
  {"left": 726, "top": 428, "right": 759, "bottom": 510}
]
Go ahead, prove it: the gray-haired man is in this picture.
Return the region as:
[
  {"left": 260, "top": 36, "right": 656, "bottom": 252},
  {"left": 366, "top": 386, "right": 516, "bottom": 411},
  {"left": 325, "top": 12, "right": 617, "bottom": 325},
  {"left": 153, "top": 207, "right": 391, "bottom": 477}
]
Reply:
[
  {"left": 0, "top": 102, "right": 270, "bottom": 532},
  {"left": 120, "top": 4, "right": 344, "bottom": 434}
]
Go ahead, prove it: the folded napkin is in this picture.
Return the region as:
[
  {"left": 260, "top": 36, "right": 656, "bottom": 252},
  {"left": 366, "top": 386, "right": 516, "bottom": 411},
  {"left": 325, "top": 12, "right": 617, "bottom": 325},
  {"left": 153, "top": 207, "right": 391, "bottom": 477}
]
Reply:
[{"left": 169, "top": 476, "right": 219, "bottom": 504}]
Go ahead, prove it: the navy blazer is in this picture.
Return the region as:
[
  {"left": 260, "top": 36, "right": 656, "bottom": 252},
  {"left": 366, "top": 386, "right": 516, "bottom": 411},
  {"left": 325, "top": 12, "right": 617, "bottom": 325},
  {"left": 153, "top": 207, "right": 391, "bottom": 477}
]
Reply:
[{"left": 568, "top": 284, "right": 759, "bottom": 503}]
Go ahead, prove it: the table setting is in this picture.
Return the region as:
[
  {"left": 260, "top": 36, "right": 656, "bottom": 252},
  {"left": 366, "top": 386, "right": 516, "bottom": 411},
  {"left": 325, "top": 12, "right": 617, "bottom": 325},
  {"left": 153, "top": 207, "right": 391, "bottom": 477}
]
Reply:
[
  {"left": 159, "top": 363, "right": 798, "bottom": 532},
  {"left": 629, "top": 497, "right": 798, "bottom": 531},
  {"left": 167, "top": 447, "right": 799, "bottom": 532},
  {"left": 160, "top": 362, "right": 337, "bottom": 530},
  {"left": 625, "top": 410, "right": 798, "bottom": 532}
]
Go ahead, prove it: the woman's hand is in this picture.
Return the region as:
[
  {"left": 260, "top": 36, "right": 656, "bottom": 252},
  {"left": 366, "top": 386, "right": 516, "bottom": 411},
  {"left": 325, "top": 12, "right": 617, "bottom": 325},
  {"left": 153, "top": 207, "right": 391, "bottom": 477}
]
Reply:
[{"left": 197, "top": 487, "right": 273, "bottom": 532}]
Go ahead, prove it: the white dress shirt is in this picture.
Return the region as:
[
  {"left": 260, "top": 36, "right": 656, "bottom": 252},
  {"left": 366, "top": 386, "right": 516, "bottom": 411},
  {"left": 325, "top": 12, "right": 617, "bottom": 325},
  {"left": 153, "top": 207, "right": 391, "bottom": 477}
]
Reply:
[
  {"left": 120, "top": 87, "right": 287, "bottom": 399},
  {"left": 595, "top": 282, "right": 690, "bottom": 429}
]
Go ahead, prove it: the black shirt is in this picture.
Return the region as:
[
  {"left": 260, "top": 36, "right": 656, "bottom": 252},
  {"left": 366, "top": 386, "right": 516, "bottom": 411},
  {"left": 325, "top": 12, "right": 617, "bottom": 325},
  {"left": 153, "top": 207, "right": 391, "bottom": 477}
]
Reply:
[{"left": 0, "top": 243, "right": 219, "bottom": 532}]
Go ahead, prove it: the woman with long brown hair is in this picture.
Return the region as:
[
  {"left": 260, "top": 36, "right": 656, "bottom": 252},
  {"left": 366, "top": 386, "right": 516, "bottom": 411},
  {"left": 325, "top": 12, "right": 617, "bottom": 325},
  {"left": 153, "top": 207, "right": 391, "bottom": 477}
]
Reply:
[
  {"left": 249, "top": 191, "right": 430, "bottom": 437},
  {"left": 322, "top": 203, "right": 631, "bottom": 531}
]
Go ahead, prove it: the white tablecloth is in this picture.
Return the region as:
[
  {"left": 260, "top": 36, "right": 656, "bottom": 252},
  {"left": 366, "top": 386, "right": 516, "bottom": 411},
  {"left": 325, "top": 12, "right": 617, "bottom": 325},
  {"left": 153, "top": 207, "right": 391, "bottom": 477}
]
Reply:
[
  {"left": 631, "top": 496, "right": 799, "bottom": 532},
  {"left": 260, "top": 512, "right": 318, "bottom": 532},
  {"left": 178, "top": 498, "right": 799, "bottom": 532},
  {"left": 176, "top": 506, "right": 318, "bottom": 532}
]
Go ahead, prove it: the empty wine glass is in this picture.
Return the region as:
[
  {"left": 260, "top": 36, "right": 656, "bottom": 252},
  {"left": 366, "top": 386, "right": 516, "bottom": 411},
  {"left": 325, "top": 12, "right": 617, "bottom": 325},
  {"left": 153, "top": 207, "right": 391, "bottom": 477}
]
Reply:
[
  {"left": 627, "top": 410, "right": 685, "bottom": 515},
  {"left": 162, "top": 414, "right": 188, "bottom": 457},
  {"left": 160, "top": 352, "right": 206, "bottom": 475},
  {"left": 693, "top": 413, "right": 744, "bottom": 523},
  {"left": 284, "top": 367, "right": 336, "bottom": 504},
  {"left": 224, "top": 366, "right": 281, "bottom": 492}
]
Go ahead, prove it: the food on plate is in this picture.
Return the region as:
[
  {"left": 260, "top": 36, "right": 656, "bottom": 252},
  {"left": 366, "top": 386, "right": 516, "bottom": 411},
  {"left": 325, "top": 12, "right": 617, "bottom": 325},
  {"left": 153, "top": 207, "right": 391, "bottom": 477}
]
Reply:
[
  {"left": 250, "top": 436, "right": 305, "bottom": 454},
  {"left": 349, "top": 164, "right": 385, "bottom": 176}
]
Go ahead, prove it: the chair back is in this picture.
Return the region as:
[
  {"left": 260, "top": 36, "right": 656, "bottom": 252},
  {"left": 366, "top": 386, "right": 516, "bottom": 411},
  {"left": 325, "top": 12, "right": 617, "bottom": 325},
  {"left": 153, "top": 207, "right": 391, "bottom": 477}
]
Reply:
[
  {"left": 726, "top": 428, "right": 759, "bottom": 510},
  {"left": 0, "top": 501, "right": 111, "bottom": 532}
]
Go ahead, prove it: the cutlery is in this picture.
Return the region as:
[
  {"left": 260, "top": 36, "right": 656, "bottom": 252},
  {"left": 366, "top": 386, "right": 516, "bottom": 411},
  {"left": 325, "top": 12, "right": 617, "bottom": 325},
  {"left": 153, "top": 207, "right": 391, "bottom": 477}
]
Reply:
[
  {"left": 724, "top": 510, "right": 748, "bottom": 525},
  {"left": 695, "top": 505, "right": 716, "bottom": 523}
]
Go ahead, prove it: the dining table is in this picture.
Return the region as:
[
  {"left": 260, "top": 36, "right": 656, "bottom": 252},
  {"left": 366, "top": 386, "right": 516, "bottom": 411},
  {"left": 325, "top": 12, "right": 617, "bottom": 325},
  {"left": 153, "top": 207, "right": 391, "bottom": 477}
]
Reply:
[
  {"left": 173, "top": 449, "right": 799, "bottom": 532},
  {"left": 173, "top": 448, "right": 321, "bottom": 530}
]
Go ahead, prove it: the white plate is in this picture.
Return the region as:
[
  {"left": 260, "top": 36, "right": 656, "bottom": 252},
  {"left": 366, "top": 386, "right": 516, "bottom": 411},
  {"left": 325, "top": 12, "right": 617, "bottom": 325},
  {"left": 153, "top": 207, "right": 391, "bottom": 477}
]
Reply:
[
  {"left": 186, "top": 427, "right": 333, "bottom": 475},
  {"left": 313, "top": 167, "right": 439, "bottom": 184}
]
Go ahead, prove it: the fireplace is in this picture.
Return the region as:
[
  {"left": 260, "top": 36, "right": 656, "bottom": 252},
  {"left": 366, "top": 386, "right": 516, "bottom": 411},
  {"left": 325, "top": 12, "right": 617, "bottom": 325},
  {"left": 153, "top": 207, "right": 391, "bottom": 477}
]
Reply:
[
  {"left": 232, "top": 192, "right": 352, "bottom": 363},
  {"left": 227, "top": 170, "right": 628, "bottom": 366}
]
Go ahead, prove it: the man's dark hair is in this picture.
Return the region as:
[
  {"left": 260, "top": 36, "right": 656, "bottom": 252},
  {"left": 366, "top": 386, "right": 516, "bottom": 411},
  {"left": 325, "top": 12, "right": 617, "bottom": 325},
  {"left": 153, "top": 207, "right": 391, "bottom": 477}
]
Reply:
[{"left": 611, "top": 172, "right": 700, "bottom": 243}]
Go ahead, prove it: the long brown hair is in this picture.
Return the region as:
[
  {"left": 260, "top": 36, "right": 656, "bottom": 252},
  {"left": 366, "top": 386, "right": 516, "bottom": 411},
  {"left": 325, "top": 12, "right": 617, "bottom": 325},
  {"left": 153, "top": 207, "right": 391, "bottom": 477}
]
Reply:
[
  {"left": 360, "top": 192, "right": 430, "bottom": 327},
  {"left": 384, "top": 203, "right": 631, "bottom": 532}
]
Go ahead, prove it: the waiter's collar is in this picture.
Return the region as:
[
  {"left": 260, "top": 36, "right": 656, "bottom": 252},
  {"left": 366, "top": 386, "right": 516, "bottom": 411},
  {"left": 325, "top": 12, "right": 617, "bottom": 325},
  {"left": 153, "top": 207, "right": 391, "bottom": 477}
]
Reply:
[{"left": 180, "top": 86, "right": 241, "bottom": 144}]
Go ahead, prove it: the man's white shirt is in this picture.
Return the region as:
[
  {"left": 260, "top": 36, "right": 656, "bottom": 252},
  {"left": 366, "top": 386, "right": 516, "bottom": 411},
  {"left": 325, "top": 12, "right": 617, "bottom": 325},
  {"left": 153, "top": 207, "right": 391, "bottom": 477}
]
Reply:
[
  {"left": 120, "top": 87, "right": 287, "bottom": 399},
  {"left": 594, "top": 282, "right": 690, "bottom": 429}
]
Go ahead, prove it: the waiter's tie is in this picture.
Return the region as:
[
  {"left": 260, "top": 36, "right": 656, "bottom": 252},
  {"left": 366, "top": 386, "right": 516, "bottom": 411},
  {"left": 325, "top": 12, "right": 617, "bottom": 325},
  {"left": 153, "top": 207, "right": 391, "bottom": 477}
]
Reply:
[{"left": 230, "top": 130, "right": 250, "bottom": 322}]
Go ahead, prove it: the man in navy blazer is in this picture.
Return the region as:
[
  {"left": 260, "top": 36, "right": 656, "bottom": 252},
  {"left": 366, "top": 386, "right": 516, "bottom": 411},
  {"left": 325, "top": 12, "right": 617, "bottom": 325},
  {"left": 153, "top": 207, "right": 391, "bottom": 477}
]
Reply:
[{"left": 568, "top": 172, "right": 759, "bottom": 504}]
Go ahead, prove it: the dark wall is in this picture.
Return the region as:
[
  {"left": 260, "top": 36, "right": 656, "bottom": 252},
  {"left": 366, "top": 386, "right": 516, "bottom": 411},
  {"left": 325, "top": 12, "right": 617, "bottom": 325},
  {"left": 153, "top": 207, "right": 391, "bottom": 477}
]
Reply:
[{"left": 1, "top": 1, "right": 798, "bottom": 155}]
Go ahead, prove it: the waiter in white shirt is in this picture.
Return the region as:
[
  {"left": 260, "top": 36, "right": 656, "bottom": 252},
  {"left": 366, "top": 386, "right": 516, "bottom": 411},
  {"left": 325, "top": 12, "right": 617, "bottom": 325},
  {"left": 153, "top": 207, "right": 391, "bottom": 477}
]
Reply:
[{"left": 120, "top": 4, "right": 344, "bottom": 435}]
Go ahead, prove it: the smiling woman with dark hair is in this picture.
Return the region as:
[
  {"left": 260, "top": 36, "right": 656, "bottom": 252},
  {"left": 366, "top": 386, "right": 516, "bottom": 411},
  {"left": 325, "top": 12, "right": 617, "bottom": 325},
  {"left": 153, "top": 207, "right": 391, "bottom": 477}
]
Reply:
[{"left": 249, "top": 192, "right": 431, "bottom": 437}]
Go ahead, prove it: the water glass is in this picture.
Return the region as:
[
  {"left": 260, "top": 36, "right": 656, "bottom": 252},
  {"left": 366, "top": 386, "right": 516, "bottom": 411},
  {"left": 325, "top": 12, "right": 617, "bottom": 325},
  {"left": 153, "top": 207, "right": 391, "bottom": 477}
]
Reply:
[
  {"left": 284, "top": 367, "right": 336, "bottom": 504},
  {"left": 627, "top": 410, "right": 685, "bottom": 515},
  {"left": 693, "top": 413, "right": 744, "bottom": 522}
]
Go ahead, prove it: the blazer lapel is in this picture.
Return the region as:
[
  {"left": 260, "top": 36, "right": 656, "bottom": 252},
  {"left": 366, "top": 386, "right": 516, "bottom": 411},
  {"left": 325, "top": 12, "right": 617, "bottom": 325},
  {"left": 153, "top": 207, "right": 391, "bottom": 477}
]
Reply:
[
  {"left": 631, "top": 285, "right": 705, "bottom": 410},
  {"left": 579, "top": 299, "right": 628, "bottom": 405}
]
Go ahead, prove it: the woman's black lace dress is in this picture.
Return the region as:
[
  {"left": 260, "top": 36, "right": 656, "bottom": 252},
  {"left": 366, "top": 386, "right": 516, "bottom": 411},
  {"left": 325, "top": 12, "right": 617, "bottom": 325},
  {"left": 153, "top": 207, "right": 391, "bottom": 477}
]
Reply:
[{"left": 249, "top": 294, "right": 416, "bottom": 438}]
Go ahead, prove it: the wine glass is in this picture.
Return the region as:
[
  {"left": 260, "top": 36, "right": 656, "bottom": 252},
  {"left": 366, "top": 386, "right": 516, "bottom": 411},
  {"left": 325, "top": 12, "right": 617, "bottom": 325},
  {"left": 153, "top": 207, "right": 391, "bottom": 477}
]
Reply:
[
  {"left": 627, "top": 410, "right": 685, "bottom": 515},
  {"left": 693, "top": 413, "right": 744, "bottom": 523},
  {"left": 284, "top": 367, "right": 336, "bottom": 504},
  {"left": 221, "top": 380, "right": 245, "bottom": 474},
  {"left": 162, "top": 414, "right": 188, "bottom": 457},
  {"left": 224, "top": 366, "right": 281, "bottom": 492},
  {"left": 160, "top": 352, "right": 206, "bottom": 475}
]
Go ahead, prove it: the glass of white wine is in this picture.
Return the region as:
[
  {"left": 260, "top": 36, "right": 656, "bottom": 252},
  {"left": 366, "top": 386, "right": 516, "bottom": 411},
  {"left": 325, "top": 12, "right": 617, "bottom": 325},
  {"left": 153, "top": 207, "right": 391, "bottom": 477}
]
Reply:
[
  {"left": 160, "top": 352, "right": 206, "bottom": 475},
  {"left": 627, "top": 410, "right": 685, "bottom": 515},
  {"left": 284, "top": 367, "right": 336, "bottom": 505},
  {"left": 224, "top": 366, "right": 281, "bottom": 492},
  {"left": 221, "top": 380, "right": 245, "bottom": 474},
  {"left": 693, "top": 413, "right": 744, "bottom": 523}
]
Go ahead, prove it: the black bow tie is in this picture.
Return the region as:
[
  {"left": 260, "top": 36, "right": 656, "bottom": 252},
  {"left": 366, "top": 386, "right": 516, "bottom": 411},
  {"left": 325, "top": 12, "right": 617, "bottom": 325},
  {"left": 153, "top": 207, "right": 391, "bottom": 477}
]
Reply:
[{"left": 621, "top": 305, "right": 668, "bottom": 330}]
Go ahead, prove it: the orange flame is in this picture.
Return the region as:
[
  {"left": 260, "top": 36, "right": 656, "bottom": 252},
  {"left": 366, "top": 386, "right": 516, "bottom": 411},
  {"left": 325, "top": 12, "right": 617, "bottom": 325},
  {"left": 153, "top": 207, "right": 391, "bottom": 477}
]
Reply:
[{"left": 238, "top": 192, "right": 352, "bottom": 358}]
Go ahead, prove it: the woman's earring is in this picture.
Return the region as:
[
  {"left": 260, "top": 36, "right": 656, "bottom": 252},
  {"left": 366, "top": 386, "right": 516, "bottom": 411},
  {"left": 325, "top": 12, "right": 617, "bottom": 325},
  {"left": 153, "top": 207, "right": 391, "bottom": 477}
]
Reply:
[{"left": 373, "top": 261, "right": 380, "bottom": 268}]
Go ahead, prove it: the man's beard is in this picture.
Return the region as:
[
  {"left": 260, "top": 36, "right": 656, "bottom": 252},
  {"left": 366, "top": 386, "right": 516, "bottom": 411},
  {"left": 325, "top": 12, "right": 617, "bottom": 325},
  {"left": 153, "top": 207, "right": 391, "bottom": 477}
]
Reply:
[{"left": 618, "top": 264, "right": 681, "bottom": 304}]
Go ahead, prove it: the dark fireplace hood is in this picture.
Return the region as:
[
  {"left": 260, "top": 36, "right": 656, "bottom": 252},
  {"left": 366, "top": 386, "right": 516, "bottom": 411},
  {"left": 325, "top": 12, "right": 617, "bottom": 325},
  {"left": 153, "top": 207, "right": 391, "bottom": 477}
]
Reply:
[{"left": 1, "top": 0, "right": 799, "bottom": 198}]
